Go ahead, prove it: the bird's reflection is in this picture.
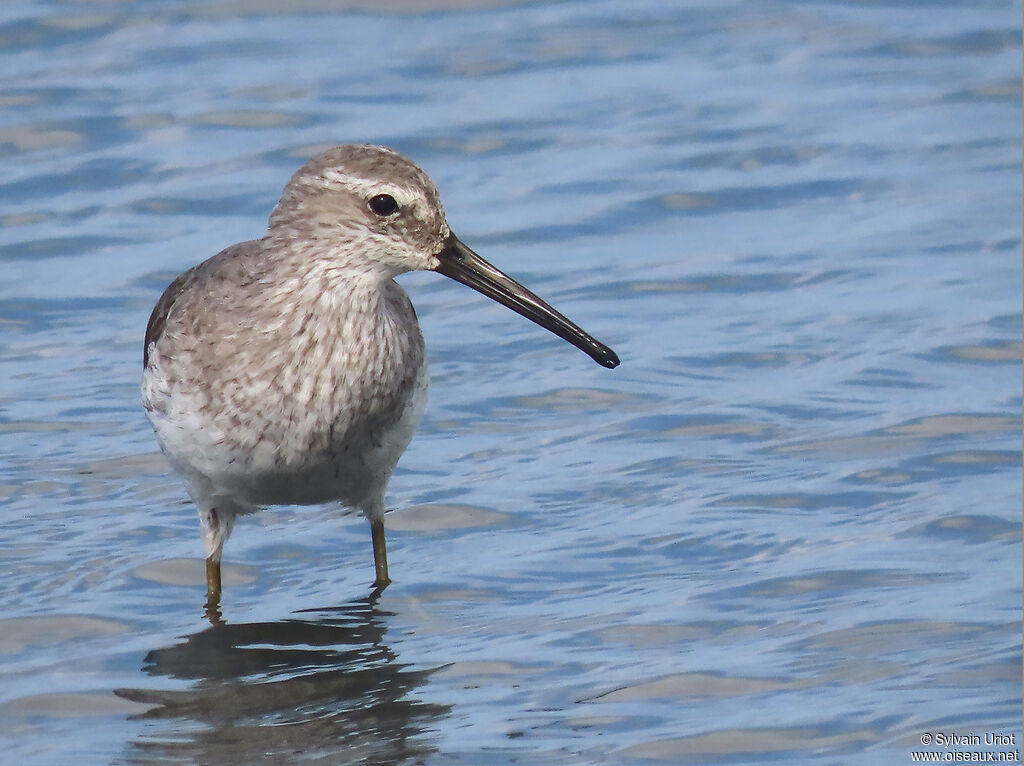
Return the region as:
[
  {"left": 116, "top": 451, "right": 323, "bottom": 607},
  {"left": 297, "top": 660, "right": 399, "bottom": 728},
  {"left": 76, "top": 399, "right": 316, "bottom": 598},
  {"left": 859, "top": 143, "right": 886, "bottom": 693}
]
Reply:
[{"left": 117, "top": 595, "right": 449, "bottom": 764}]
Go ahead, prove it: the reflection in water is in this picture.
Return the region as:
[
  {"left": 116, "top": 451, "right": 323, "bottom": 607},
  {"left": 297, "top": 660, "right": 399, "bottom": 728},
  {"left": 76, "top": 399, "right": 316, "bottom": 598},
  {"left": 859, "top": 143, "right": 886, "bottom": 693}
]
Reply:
[{"left": 117, "top": 596, "right": 449, "bottom": 764}]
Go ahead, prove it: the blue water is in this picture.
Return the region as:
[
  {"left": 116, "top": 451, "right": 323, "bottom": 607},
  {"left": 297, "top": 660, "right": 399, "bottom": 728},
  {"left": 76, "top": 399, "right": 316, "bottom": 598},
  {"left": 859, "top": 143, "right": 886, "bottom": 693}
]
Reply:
[{"left": 1, "top": 1, "right": 1021, "bottom": 763}]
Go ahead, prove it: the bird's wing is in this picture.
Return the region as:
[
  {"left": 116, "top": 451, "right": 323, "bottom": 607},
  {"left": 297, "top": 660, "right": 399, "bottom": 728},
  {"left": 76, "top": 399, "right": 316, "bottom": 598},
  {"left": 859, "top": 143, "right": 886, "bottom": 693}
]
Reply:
[{"left": 143, "top": 241, "right": 262, "bottom": 368}]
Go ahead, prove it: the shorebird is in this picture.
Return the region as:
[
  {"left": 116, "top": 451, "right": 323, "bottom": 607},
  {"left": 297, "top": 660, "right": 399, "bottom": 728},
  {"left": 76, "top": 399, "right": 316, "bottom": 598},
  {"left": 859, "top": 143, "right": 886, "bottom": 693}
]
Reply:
[{"left": 142, "top": 145, "right": 619, "bottom": 612}]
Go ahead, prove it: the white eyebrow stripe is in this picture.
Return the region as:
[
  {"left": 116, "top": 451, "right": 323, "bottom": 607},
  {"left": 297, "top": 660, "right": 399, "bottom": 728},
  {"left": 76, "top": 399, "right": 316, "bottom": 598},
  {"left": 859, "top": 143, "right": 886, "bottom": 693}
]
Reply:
[{"left": 322, "top": 171, "right": 414, "bottom": 203}]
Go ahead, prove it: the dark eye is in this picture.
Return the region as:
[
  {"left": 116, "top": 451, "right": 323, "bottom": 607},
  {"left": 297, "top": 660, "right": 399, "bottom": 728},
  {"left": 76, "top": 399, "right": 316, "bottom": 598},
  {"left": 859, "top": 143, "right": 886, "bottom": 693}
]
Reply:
[{"left": 368, "top": 194, "right": 399, "bottom": 217}]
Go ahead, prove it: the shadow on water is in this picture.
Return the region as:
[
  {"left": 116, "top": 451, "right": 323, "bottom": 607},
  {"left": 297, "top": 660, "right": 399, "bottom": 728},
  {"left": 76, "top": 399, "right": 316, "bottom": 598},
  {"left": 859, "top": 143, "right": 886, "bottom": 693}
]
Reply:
[{"left": 116, "top": 595, "right": 449, "bottom": 764}]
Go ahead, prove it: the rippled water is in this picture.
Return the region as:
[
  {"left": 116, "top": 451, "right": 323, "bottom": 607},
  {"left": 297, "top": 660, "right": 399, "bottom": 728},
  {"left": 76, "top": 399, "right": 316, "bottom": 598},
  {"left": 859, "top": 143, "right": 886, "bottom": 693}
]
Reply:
[{"left": 1, "top": 1, "right": 1021, "bottom": 763}]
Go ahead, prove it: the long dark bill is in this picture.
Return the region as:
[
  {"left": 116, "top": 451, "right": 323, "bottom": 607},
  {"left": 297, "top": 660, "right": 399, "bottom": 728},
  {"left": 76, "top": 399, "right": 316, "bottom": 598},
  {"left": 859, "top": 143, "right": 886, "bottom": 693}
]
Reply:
[{"left": 434, "top": 234, "right": 620, "bottom": 369}]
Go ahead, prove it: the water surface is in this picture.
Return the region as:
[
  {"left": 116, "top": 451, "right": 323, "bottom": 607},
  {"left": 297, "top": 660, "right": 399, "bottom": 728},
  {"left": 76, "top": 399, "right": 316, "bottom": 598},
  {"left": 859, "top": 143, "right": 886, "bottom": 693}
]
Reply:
[{"left": 1, "top": 1, "right": 1021, "bottom": 763}]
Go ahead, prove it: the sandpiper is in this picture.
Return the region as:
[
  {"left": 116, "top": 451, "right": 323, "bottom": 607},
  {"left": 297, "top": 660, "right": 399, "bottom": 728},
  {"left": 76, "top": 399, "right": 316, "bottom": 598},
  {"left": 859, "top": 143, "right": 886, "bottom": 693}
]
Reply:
[{"left": 142, "top": 144, "right": 619, "bottom": 611}]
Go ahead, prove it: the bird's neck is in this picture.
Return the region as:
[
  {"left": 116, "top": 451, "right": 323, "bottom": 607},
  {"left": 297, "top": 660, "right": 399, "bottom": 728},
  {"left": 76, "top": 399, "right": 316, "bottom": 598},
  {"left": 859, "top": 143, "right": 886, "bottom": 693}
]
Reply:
[
  {"left": 261, "top": 236, "right": 395, "bottom": 305},
  {"left": 249, "top": 243, "right": 424, "bottom": 424}
]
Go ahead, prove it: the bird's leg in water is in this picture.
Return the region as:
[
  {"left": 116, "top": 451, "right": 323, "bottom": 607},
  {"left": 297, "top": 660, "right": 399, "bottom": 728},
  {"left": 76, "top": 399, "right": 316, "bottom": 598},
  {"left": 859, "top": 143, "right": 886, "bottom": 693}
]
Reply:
[
  {"left": 371, "top": 517, "right": 390, "bottom": 589},
  {"left": 205, "top": 556, "right": 222, "bottom": 623}
]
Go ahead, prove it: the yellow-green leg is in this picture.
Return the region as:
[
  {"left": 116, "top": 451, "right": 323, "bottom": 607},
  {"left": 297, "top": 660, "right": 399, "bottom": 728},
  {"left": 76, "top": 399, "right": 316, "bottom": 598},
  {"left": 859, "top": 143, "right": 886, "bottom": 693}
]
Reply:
[
  {"left": 371, "top": 517, "right": 391, "bottom": 589},
  {"left": 204, "top": 556, "right": 223, "bottom": 624}
]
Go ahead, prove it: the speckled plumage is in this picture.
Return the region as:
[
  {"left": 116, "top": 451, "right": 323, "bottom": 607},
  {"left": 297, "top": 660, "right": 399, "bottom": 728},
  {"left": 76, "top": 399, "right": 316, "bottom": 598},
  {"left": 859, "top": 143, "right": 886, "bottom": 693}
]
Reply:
[{"left": 142, "top": 144, "right": 619, "bottom": 607}]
